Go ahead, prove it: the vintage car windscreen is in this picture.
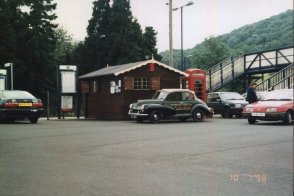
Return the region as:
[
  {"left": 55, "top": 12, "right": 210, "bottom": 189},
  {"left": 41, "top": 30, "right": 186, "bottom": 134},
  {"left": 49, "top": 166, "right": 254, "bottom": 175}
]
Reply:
[{"left": 152, "top": 91, "right": 169, "bottom": 100}]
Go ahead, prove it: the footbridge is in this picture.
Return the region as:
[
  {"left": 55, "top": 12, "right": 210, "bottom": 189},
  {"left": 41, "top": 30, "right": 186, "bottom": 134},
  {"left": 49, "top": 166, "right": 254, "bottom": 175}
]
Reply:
[{"left": 206, "top": 46, "right": 294, "bottom": 92}]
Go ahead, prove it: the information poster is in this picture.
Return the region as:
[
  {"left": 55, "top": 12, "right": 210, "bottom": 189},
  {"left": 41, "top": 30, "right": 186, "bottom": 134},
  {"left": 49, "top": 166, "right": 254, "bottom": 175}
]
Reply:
[
  {"left": 61, "top": 96, "right": 73, "bottom": 112},
  {"left": 61, "top": 71, "right": 76, "bottom": 93}
]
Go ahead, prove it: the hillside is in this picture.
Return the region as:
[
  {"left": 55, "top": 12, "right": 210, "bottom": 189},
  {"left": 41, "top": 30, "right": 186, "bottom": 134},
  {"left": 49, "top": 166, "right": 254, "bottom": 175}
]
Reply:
[{"left": 160, "top": 10, "right": 294, "bottom": 69}]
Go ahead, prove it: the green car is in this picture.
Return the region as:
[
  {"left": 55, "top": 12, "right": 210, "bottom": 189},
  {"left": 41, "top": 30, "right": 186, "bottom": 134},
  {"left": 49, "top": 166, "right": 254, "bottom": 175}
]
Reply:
[{"left": 128, "top": 89, "right": 213, "bottom": 123}]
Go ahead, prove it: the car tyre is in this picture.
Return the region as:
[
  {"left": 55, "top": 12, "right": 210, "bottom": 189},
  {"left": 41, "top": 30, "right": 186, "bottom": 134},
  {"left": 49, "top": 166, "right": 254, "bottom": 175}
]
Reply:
[
  {"left": 192, "top": 109, "right": 204, "bottom": 122},
  {"left": 136, "top": 117, "right": 145, "bottom": 123},
  {"left": 149, "top": 110, "right": 161, "bottom": 123},
  {"left": 223, "top": 107, "right": 233, "bottom": 118},
  {"left": 283, "top": 110, "right": 293, "bottom": 125},
  {"left": 248, "top": 118, "right": 256, "bottom": 124},
  {"left": 30, "top": 117, "right": 39, "bottom": 124}
]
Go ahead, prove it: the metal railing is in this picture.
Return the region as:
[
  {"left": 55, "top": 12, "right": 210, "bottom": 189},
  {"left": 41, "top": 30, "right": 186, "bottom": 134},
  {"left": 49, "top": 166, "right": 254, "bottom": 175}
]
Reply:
[
  {"left": 206, "top": 46, "right": 294, "bottom": 92},
  {"left": 256, "top": 63, "right": 294, "bottom": 91}
]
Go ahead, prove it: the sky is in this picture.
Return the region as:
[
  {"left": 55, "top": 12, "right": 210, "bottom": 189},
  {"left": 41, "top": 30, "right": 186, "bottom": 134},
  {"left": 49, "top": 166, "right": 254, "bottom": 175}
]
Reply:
[{"left": 54, "top": 0, "right": 293, "bottom": 52}]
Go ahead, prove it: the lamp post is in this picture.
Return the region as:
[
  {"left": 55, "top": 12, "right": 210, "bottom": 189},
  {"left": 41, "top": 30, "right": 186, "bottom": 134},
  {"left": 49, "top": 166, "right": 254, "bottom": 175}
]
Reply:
[
  {"left": 173, "top": 1, "right": 194, "bottom": 71},
  {"left": 4, "top": 63, "right": 13, "bottom": 90},
  {"left": 166, "top": 0, "right": 174, "bottom": 67},
  {"left": 97, "top": 34, "right": 106, "bottom": 68}
]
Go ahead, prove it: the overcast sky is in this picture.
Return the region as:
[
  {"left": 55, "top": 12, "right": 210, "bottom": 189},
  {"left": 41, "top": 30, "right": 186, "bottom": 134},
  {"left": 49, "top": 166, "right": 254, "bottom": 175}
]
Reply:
[{"left": 54, "top": 0, "right": 293, "bottom": 52}]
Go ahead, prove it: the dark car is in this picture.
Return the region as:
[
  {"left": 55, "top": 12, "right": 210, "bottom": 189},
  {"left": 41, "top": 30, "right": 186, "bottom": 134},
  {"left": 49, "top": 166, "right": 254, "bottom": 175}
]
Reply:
[
  {"left": 128, "top": 89, "right": 213, "bottom": 123},
  {"left": 0, "top": 90, "right": 44, "bottom": 123},
  {"left": 206, "top": 92, "right": 248, "bottom": 118},
  {"left": 242, "top": 89, "right": 293, "bottom": 125}
]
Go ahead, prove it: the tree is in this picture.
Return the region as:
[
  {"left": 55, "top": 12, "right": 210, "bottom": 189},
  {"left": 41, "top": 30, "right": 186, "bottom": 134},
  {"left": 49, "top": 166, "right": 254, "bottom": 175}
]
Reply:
[
  {"left": 142, "top": 26, "right": 162, "bottom": 61},
  {"left": 107, "top": 0, "right": 143, "bottom": 65},
  {"left": 191, "top": 36, "right": 232, "bottom": 70},
  {"left": 83, "top": 0, "right": 111, "bottom": 72},
  {"left": 0, "top": 0, "right": 57, "bottom": 100},
  {"left": 53, "top": 27, "right": 78, "bottom": 65},
  {"left": 74, "top": 0, "right": 161, "bottom": 74}
]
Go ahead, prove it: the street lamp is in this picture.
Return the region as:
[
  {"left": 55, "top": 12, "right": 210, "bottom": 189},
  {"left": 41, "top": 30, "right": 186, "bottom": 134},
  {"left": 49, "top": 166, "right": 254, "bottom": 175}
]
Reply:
[
  {"left": 173, "top": 1, "right": 194, "bottom": 71},
  {"left": 97, "top": 34, "right": 106, "bottom": 68},
  {"left": 4, "top": 63, "right": 13, "bottom": 90},
  {"left": 252, "top": 34, "right": 266, "bottom": 51}
]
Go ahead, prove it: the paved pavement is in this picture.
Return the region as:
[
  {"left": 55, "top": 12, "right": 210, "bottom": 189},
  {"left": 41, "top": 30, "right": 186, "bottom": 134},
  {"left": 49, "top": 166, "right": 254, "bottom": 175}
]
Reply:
[{"left": 0, "top": 118, "right": 293, "bottom": 196}]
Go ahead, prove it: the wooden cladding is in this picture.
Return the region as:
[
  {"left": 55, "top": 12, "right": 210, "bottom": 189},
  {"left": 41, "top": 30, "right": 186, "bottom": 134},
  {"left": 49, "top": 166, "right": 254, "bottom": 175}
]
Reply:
[
  {"left": 124, "top": 77, "right": 134, "bottom": 90},
  {"left": 81, "top": 81, "right": 89, "bottom": 93},
  {"left": 151, "top": 77, "right": 160, "bottom": 90}
]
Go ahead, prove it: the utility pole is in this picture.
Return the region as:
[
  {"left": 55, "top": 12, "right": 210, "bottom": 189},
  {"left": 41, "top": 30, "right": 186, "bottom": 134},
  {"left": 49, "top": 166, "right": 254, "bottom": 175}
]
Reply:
[{"left": 169, "top": 0, "right": 173, "bottom": 67}]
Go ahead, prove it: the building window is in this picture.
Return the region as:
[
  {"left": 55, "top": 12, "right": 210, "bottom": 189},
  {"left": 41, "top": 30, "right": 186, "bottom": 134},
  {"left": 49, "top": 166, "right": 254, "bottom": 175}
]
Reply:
[
  {"left": 90, "top": 80, "right": 98, "bottom": 93},
  {"left": 110, "top": 80, "right": 121, "bottom": 94},
  {"left": 134, "top": 78, "right": 150, "bottom": 90}
]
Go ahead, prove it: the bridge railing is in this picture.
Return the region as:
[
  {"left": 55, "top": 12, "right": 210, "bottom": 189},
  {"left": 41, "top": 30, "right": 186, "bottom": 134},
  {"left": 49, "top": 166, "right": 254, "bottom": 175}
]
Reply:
[
  {"left": 245, "top": 47, "right": 293, "bottom": 70},
  {"left": 256, "top": 63, "right": 294, "bottom": 91},
  {"left": 206, "top": 46, "right": 294, "bottom": 92}
]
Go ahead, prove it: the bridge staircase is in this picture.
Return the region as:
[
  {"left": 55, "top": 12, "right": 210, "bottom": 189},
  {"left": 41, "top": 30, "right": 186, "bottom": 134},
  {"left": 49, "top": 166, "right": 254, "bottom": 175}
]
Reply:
[
  {"left": 256, "top": 63, "right": 294, "bottom": 91},
  {"left": 206, "top": 46, "right": 294, "bottom": 92}
]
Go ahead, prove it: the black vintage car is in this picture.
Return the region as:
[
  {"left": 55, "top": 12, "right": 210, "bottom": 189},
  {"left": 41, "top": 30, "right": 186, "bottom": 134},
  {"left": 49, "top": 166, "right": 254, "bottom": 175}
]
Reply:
[
  {"left": 206, "top": 92, "right": 248, "bottom": 118},
  {"left": 128, "top": 89, "right": 213, "bottom": 123}
]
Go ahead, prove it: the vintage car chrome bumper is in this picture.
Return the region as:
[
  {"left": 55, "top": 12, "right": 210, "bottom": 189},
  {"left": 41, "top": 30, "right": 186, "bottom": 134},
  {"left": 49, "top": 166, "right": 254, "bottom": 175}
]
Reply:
[{"left": 128, "top": 109, "right": 148, "bottom": 118}]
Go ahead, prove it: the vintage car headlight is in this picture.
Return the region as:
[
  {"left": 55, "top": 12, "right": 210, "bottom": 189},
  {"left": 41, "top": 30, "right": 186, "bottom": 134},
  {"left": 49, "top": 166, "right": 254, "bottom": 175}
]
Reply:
[
  {"left": 245, "top": 107, "right": 254, "bottom": 112},
  {"left": 266, "top": 107, "right": 277, "bottom": 112},
  {"left": 139, "top": 105, "right": 145, "bottom": 112},
  {"left": 129, "top": 104, "right": 133, "bottom": 109},
  {"left": 235, "top": 104, "right": 242, "bottom": 108}
]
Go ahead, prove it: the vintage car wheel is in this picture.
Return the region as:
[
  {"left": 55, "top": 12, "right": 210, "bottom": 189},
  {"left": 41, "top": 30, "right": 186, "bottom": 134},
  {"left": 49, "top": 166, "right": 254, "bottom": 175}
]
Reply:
[
  {"left": 136, "top": 117, "right": 145, "bottom": 123},
  {"left": 30, "top": 117, "right": 39, "bottom": 124},
  {"left": 283, "top": 111, "right": 293, "bottom": 125},
  {"left": 222, "top": 107, "right": 233, "bottom": 118},
  {"left": 248, "top": 118, "right": 256, "bottom": 124},
  {"left": 149, "top": 110, "right": 161, "bottom": 123},
  {"left": 192, "top": 109, "right": 204, "bottom": 122}
]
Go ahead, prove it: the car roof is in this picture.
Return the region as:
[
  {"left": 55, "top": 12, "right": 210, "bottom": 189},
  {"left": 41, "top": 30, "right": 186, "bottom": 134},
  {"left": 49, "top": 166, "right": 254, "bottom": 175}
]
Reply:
[
  {"left": 0, "top": 90, "right": 28, "bottom": 92},
  {"left": 159, "top": 89, "right": 194, "bottom": 93},
  {"left": 208, "top": 92, "right": 240, "bottom": 94}
]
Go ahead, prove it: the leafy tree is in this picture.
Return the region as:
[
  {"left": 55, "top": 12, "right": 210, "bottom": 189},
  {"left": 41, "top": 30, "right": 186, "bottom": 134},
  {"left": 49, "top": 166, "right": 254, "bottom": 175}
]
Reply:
[
  {"left": 142, "top": 26, "right": 162, "bottom": 61},
  {"left": 75, "top": 0, "right": 162, "bottom": 75},
  {"left": 190, "top": 36, "right": 232, "bottom": 70},
  {"left": 81, "top": 0, "right": 111, "bottom": 73},
  {"left": 0, "top": 0, "right": 57, "bottom": 100},
  {"left": 107, "top": 0, "right": 143, "bottom": 65},
  {"left": 53, "top": 27, "right": 78, "bottom": 65}
]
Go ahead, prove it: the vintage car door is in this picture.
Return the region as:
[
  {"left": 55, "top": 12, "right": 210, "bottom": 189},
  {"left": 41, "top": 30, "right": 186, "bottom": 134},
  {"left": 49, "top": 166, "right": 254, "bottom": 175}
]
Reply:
[{"left": 164, "top": 92, "right": 186, "bottom": 114}]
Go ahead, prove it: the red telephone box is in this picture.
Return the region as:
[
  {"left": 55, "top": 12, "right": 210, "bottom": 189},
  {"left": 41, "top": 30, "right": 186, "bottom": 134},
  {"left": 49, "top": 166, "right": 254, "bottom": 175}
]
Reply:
[{"left": 182, "top": 69, "right": 207, "bottom": 102}]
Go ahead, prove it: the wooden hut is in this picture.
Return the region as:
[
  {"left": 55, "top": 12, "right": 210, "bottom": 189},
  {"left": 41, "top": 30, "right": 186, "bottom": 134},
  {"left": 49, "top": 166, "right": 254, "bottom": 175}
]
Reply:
[{"left": 79, "top": 59, "right": 188, "bottom": 120}]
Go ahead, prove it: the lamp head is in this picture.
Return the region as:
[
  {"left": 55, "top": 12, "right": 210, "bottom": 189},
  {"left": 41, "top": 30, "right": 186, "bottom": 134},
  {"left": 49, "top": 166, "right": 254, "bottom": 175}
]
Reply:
[{"left": 185, "top": 1, "right": 194, "bottom": 6}]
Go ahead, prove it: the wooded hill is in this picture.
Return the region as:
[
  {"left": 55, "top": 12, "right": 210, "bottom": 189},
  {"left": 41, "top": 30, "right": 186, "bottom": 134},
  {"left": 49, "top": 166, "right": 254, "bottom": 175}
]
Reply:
[{"left": 160, "top": 10, "right": 293, "bottom": 70}]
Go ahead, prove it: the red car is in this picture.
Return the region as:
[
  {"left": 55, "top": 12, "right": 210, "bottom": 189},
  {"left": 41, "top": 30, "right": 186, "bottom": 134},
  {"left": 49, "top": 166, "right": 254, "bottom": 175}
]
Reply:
[{"left": 242, "top": 89, "right": 293, "bottom": 125}]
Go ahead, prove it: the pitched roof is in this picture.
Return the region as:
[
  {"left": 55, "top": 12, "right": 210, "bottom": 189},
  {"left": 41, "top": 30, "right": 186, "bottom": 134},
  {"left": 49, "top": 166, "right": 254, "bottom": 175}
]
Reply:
[{"left": 79, "top": 59, "right": 189, "bottom": 79}]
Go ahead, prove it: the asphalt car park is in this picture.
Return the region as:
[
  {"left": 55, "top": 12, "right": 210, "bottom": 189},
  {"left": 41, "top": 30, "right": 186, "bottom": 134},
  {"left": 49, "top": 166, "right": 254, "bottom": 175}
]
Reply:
[{"left": 0, "top": 118, "right": 292, "bottom": 196}]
